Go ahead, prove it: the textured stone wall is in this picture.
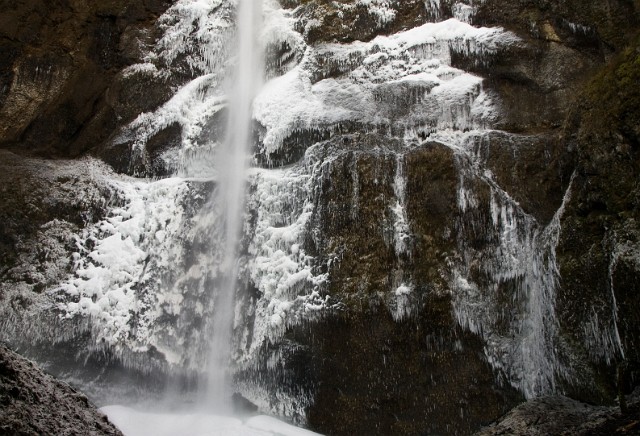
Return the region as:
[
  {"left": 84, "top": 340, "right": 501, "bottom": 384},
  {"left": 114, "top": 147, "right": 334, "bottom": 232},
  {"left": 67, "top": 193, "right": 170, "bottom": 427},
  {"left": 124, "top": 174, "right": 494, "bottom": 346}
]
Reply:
[
  {"left": 0, "top": 0, "right": 173, "bottom": 157},
  {"left": 0, "top": 343, "right": 122, "bottom": 435}
]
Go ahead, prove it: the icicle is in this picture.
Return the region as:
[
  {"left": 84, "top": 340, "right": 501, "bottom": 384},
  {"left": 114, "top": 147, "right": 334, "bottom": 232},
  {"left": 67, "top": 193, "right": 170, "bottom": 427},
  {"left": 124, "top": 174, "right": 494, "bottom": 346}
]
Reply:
[
  {"left": 391, "top": 154, "right": 412, "bottom": 255},
  {"left": 452, "top": 164, "right": 576, "bottom": 398}
]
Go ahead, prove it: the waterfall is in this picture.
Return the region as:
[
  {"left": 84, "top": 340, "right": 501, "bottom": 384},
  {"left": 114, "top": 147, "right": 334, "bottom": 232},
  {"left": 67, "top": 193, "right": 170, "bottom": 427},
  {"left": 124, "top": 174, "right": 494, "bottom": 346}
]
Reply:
[
  {"left": 33, "top": 0, "right": 625, "bottom": 429},
  {"left": 205, "top": 0, "right": 263, "bottom": 410}
]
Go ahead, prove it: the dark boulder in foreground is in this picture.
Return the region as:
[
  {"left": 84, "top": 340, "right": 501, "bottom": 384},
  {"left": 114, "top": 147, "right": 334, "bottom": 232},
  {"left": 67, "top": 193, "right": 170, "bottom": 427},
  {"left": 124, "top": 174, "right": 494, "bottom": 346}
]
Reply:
[
  {"left": 0, "top": 343, "right": 122, "bottom": 436},
  {"left": 475, "top": 391, "right": 640, "bottom": 435}
]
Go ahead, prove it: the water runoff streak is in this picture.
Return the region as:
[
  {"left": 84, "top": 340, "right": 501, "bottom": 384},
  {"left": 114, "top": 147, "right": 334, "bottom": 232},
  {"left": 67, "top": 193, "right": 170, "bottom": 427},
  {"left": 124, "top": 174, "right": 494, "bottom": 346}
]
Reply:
[{"left": 206, "top": 0, "right": 263, "bottom": 411}]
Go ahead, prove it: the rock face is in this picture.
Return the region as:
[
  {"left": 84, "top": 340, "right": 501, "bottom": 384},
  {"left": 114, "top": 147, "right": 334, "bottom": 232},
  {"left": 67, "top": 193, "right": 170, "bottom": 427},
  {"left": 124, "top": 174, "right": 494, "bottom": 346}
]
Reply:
[
  {"left": 0, "top": 343, "right": 122, "bottom": 435},
  {"left": 475, "top": 391, "right": 640, "bottom": 436},
  {"left": 0, "top": 0, "right": 639, "bottom": 435},
  {"left": 0, "top": 150, "right": 110, "bottom": 296},
  {"left": 555, "top": 39, "right": 640, "bottom": 402},
  {"left": 0, "top": 0, "right": 174, "bottom": 158}
]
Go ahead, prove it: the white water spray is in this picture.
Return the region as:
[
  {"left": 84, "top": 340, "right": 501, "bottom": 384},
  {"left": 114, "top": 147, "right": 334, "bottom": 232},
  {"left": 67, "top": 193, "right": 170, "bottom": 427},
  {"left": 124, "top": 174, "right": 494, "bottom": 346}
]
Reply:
[{"left": 206, "top": 0, "right": 263, "bottom": 411}]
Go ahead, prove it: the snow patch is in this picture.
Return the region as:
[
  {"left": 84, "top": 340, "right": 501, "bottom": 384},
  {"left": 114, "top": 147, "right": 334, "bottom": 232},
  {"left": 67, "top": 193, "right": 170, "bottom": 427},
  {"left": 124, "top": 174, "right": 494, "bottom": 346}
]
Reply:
[
  {"left": 101, "top": 405, "right": 323, "bottom": 436},
  {"left": 53, "top": 177, "right": 192, "bottom": 353}
]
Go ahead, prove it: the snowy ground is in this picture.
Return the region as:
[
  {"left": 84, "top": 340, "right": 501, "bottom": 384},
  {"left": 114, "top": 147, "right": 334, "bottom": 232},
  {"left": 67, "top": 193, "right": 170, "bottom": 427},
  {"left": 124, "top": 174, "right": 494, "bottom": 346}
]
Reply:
[{"left": 101, "top": 405, "right": 323, "bottom": 436}]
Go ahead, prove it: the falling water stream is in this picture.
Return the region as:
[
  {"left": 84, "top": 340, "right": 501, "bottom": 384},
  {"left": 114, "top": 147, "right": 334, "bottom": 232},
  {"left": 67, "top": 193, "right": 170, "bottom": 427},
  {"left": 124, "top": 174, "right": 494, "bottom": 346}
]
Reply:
[{"left": 205, "top": 0, "right": 263, "bottom": 411}]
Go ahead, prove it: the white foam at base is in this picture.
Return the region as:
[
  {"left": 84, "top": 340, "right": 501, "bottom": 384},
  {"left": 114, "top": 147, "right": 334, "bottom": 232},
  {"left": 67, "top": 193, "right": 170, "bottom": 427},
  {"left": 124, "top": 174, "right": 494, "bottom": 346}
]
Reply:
[{"left": 101, "top": 405, "right": 323, "bottom": 436}]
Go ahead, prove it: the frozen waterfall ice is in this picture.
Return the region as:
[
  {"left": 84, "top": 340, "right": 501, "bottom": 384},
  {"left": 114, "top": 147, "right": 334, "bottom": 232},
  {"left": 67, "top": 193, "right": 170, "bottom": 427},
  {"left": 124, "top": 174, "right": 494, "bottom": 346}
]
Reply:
[{"left": 205, "top": 0, "right": 263, "bottom": 411}]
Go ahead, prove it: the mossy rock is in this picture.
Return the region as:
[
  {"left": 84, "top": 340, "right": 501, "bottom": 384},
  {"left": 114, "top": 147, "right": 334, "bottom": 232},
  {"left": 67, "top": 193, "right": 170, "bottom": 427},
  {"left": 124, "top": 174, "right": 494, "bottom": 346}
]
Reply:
[{"left": 556, "top": 35, "right": 640, "bottom": 402}]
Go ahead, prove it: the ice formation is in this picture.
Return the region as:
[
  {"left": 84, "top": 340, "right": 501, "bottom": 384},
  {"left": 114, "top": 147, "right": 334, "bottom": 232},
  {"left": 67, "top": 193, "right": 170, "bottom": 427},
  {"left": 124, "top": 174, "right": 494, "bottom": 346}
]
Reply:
[
  {"left": 452, "top": 161, "right": 575, "bottom": 397},
  {"left": 253, "top": 17, "right": 519, "bottom": 159}
]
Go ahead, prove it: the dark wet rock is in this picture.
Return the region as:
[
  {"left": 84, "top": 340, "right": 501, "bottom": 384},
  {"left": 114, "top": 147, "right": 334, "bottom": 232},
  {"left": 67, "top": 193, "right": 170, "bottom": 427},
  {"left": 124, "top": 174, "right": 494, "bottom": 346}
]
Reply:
[
  {"left": 99, "top": 120, "right": 182, "bottom": 177},
  {"left": 472, "top": 41, "right": 600, "bottom": 133},
  {"left": 0, "top": 343, "right": 123, "bottom": 435},
  {"left": 471, "top": 131, "right": 574, "bottom": 225},
  {"left": 106, "top": 68, "right": 173, "bottom": 126},
  {"left": 475, "top": 391, "right": 640, "bottom": 435},
  {"left": 303, "top": 309, "right": 522, "bottom": 436},
  {"left": 231, "top": 392, "right": 259, "bottom": 415},
  {"left": 474, "top": 0, "right": 638, "bottom": 52},
  {"left": 556, "top": 36, "right": 640, "bottom": 403},
  {"left": 0, "top": 0, "right": 174, "bottom": 158},
  {"left": 464, "top": 0, "right": 638, "bottom": 138}
]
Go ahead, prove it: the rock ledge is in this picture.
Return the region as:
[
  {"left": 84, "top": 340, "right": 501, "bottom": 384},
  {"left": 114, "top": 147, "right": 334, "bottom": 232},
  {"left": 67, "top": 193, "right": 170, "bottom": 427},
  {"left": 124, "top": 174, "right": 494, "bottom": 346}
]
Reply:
[{"left": 0, "top": 343, "right": 122, "bottom": 436}]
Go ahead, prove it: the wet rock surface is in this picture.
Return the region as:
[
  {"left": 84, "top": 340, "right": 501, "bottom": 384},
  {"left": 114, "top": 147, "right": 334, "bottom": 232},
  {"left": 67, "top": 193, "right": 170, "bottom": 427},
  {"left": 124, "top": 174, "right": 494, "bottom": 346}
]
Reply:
[
  {"left": 0, "top": 343, "right": 122, "bottom": 435},
  {"left": 555, "top": 36, "right": 640, "bottom": 403},
  {"left": 475, "top": 391, "right": 640, "bottom": 436},
  {"left": 302, "top": 309, "right": 522, "bottom": 435},
  {"left": 0, "top": 0, "right": 174, "bottom": 158}
]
